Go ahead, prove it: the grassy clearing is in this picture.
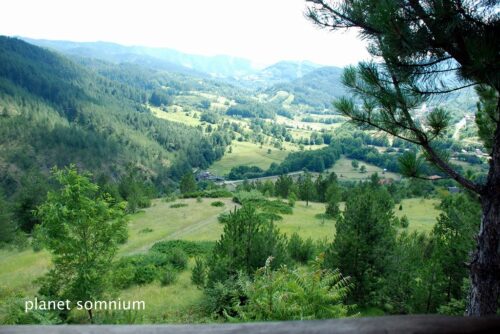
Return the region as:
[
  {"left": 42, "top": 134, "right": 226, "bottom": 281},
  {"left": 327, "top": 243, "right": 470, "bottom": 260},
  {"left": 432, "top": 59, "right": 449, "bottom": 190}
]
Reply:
[
  {"left": 117, "top": 260, "right": 206, "bottom": 324},
  {"left": 396, "top": 198, "right": 441, "bottom": 233},
  {"left": 122, "top": 198, "right": 233, "bottom": 254},
  {"left": 0, "top": 248, "right": 50, "bottom": 295},
  {"left": 150, "top": 106, "right": 201, "bottom": 127},
  {"left": 209, "top": 141, "right": 290, "bottom": 176},
  {"left": 329, "top": 157, "right": 401, "bottom": 181},
  {"left": 277, "top": 201, "right": 334, "bottom": 241}
]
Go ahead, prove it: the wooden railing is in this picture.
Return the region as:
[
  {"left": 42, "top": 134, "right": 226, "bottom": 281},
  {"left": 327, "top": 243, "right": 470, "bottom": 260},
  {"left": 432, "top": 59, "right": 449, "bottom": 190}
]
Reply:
[{"left": 1, "top": 315, "right": 500, "bottom": 334}]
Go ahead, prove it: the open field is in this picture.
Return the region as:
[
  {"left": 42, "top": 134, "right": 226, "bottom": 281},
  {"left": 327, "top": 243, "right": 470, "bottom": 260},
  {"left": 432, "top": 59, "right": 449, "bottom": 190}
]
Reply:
[
  {"left": 329, "top": 157, "right": 401, "bottom": 181},
  {"left": 150, "top": 106, "right": 202, "bottom": 127},
  {"left": 0, "top": 196, "right": 440, "bottom": 303},
  {"left": 395, "top": 198, "right": 441, "bottom": 233},
  {"left": 209, "top": 140, "right": 290, "bottom": 176}
]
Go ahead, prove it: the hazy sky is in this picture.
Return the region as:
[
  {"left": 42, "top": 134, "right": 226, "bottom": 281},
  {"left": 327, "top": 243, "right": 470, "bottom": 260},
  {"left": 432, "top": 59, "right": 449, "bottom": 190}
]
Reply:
[{"left": 0, "top": 0, "right": 370, "bottom": 67}]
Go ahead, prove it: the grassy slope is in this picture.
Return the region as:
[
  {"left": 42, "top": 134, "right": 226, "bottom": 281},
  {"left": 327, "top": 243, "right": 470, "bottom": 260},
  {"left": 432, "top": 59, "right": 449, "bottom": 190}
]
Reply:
[
  {"left": 395, "top": 198, "right": 441, "bottom": 233},
  {"left": 209, "top": 141, "right": 290, "bottom": 176},
  {"left": 329, "top": 157, "right": 401, "bottom": 181},
  {"left": 150, "top": 106, "right": 202, "bottom": 127},
  {"left": 0, "top": 196, "right": 439, "bottom": 322}
]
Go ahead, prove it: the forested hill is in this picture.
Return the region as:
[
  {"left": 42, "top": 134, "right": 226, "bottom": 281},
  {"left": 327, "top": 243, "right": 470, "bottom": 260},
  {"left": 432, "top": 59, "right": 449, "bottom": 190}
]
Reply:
[
  {"left": 0, "top": 36, "right": 229, "bottom": 196},
  {"left": 21, "top": 38, "right": 255, "bottom": 78},
  {"left": 264, "top": 66, "right": 345, "bottom": 109}
]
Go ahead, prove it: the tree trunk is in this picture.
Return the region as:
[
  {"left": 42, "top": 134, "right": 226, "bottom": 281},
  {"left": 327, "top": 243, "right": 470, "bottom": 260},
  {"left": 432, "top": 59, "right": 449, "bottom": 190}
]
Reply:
[
  {"left": 467, "top": 122, "right": 500, "bottom": 316},
  {"left": 88, "top": 309, "right": 94, "bottom": 324}
]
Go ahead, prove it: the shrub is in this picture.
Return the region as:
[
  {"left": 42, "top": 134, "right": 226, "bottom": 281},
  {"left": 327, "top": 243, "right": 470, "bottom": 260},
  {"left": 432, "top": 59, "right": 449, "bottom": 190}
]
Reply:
[
  {"left": 400, "top": 215, "right": 409, "bottom": 228},
  {"left": 211, "top": 201, "right": 225, "bottom": 207},
  {"left": 288, "top": 233, "right": 315, "bottom": 264},
  {"left": 160, "top": 266, "right": 178, "bottom": 286},
  {"left": 203, "top": 276, "right": 247, "bottom": 317},
  {"left": 237, "top": 256, "right": 352, "bottom": 321},
  {"left": 168, "top": 248, "right": 188, "bottom": 270},
  {"left": 151, "top": 240, "right": 215, "bottom": 257},
  {"left": 170, "top": 203, "right": 188, "bottom": 209},
  {"left": 113, "top": 252, "right": 170, "bottom": 287},
  {"left": 112, "top": 261, "right": 137, "bottom": 289},
  {"left": 191, "top": 257, "right": 207, "bottom": 287},
  {"left": 133, "top": 264, "right": 157, "bottom": 285},
  {"left": 181, "top": 189, "right": 233, "bottom": 199}
]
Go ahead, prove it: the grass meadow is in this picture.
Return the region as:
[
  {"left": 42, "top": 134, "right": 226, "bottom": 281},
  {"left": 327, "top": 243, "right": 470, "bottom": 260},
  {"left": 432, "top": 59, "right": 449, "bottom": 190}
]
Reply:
[{"left": 0, "top": 196, "right": 440, "bottom": 322}]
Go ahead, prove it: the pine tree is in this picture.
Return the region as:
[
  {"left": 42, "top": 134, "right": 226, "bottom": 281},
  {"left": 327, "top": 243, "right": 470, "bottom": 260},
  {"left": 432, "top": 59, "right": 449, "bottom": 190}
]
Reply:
[
  {"left": 325, "top": 181, "right": 341, "bottom": 218},
  {"left": 298, "top": 172, "right": 315, "bottom": 206},
  {"left": 191, "top": 257, "right": 207, "bottom": 288},
  {"left": 307, "top": 0, "right": 500, "bottom": 315},
  {"left": 207, "top": 205, "right": 289, "bottom": 285},
  {"left": 325, "top": 183, "right": 396, "bottom": 304},
  {"left": 0, "top": 190, "right": 16, "bottom": 244}
]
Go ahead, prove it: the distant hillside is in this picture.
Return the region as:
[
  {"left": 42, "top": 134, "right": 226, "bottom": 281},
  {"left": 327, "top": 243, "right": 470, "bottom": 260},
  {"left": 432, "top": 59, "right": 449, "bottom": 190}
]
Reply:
[
  {"left": 0, "top": 36, "right": 229, "bottom": 195},
  {"left": 265, "top": 66, "right": 345, "bottom": 110},
  {"left": 21, "top": 38, "right": 256, "bottom": 78},
  {"left": 240, "top": 60, "right": 321, "bottom": 87}
]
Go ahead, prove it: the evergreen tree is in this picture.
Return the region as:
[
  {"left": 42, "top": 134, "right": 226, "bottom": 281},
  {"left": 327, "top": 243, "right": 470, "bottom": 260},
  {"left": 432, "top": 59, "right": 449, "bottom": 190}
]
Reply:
[
  {"left": 13, "top": 170, "right": 50, "bottom": 233},
  {"left": 433, "top": 194, "right": 481, "bottom": 304},
  {"left": 207, "top": 205, "right": 289, "bottom": 285},
  {"left": 307, "top": 0, "right": 500, "bottom": 315},
  {"left": 0, "top": 190, "right": 16, "bottom": 244},
  {"left": 274, "top": 174, "right": 293, "bottom": 198},
  {"left": 191, "top": 257, "right": 207, "bottom": 288},
  {"left": 325, "top": 181, "right": 341, "bottom": 218},
  {"left": 325, "top": 183, "right": 396, "bottom": 304},
  {"left": 297, "top": 172, "right": 315, "bottom": 206}
]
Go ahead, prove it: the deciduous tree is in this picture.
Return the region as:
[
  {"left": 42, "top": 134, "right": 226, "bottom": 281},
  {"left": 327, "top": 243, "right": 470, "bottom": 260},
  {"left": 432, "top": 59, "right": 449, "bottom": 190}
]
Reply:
[{"left": 36, "top": 165, "right": 127, "bottom": 323}]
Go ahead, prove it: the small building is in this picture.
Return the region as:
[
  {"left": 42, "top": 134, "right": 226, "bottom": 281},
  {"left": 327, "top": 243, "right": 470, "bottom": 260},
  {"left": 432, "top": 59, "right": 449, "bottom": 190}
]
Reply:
[
  {"left": 428, "top": 175, "right": 443, "bottom": 181},
  {"left": 448, "top": 187, "right": 461, "bottom": 194},
  {"left": 196, "top": 170, "right": 224, "bottom": 182}
]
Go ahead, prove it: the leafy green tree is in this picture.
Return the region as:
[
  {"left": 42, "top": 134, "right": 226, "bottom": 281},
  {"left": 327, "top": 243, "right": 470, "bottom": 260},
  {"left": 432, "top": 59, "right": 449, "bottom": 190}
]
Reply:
[
  {"left": 314, "top": 173, "right": 329, "bottom": 202},
  {"left": 36, "top": 166, "right": 127, "bottom": 323},
  {"left": 325, "top": 183, "right": 396, "bottom": 304},
  {"left": 306, "top": 0, "right": 500, "bottom": 315},
  {"left": 351, "top": 160, "right": 359, "bottom": 169},
  {"left": 359, "top": 165, "right": 367, "bottom": 174},
  {"left": 179, "top": 171, "right": 197, "bottom": 194}
]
